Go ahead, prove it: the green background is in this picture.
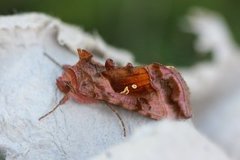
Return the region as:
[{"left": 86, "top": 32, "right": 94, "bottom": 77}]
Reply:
[{"left": 0, "top": 0, "right": 239, "bottom": 67}]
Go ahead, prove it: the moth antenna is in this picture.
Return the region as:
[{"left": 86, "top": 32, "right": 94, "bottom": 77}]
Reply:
[
  {"left": 43, "top": 52, "right": 62, "bottom": 68},
  {"left": 106, "top": 104, "right": 127, "bottom": 137},
  {"left": 39, "top": 95, "right": 69, "bottom": 121}
]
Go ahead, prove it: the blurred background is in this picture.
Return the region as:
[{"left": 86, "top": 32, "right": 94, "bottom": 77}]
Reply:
[{"left": 1, "top": 0, "right": 239, "bottom": 66}]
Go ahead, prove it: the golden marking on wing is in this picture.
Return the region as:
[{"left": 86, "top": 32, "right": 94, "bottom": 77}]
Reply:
[
  {"left": 131, "top": 84, "right": 138, "bottom": 89},
  {"left": 120, "top": 86, "right": 129, "bottom": 95}
]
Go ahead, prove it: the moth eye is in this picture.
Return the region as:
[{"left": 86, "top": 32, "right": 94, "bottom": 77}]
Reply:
[{"left": 131, "top": 84, "right": 138, "bottom": 89}]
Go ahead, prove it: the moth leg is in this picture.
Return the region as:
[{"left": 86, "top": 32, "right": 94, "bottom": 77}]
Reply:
[
  {"left": 106, "top": 104, "right": 127, "bottom": 137},
  {"left": 39, "top": 95, "right": 69, "bottom": 121}
]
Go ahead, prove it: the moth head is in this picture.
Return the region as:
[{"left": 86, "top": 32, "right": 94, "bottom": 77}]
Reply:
[
  {"left": 56, "top": 79, "right": 71, "bottom": 94},
  {"left": 56, "top": 67, "right": 77, "bottom": 94}
]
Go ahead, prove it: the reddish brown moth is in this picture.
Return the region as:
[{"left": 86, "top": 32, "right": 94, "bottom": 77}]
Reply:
[{"left": 39, "top": 49, "right": 191, "bottom": 121}]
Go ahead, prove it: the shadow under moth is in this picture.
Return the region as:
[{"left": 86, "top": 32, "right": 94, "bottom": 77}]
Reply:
[{"left": 39, "top": 49, "right": 192, "bottom": 136}]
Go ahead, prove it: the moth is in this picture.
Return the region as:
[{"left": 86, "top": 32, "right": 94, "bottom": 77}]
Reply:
[{"left": 39, "top": 49, "right": 192, "bottom": 122}]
